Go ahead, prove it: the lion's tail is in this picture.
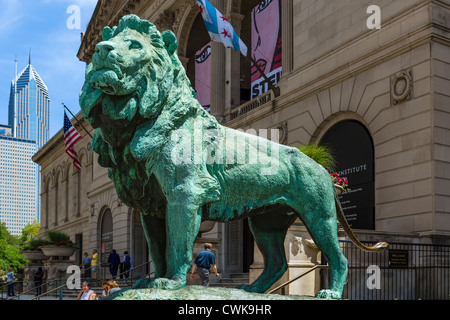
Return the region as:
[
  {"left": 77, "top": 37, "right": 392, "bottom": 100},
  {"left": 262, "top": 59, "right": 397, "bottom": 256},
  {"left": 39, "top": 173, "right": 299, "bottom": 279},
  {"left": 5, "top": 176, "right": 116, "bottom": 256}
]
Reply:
[{"left": 334, "top": 192, "right": 388, "bottom": 252}]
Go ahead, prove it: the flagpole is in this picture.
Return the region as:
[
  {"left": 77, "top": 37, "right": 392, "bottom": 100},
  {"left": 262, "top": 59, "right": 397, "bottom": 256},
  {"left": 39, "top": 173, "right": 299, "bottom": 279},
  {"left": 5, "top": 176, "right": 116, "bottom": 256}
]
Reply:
[
  {"left": 62, "top": 103, "right": 93, "bottom": 139},
  {"left": 245, "top": 53, "right": 280, "bottom": 98}
]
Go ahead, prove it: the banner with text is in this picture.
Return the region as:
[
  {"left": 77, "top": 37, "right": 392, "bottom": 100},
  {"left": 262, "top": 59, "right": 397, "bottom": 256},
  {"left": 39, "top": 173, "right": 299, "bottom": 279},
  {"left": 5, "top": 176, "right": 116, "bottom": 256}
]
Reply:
[{"left": 251, "top": 0, "right": 282, "bottom": 99}]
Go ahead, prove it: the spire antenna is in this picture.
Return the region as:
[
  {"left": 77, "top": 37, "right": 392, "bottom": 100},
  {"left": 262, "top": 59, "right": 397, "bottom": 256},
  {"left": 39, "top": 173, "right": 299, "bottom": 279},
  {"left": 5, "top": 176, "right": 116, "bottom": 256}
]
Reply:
[{"left": 29, "top": 48, "right": 31, "bottom": 65}]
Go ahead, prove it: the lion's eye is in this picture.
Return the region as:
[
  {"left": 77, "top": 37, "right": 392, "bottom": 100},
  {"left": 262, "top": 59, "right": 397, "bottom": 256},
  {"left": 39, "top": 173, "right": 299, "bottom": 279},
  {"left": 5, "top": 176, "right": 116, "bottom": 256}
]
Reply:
[{"left": 129, "top": 40, "right": 142, "bottom": 50}]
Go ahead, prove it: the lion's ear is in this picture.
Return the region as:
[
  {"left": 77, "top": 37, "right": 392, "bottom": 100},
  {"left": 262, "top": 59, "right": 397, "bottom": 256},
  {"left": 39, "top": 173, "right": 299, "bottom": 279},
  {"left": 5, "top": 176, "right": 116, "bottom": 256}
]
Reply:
[
  {"left": 102, "top": 27, "right": 114, "bottom": 41},
  {"left": 161, "top": 30, "right": 178, "bottom": 55}
]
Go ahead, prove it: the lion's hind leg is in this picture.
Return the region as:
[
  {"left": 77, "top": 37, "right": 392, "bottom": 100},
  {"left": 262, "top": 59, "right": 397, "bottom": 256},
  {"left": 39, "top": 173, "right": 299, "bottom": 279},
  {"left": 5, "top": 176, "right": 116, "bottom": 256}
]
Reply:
[
  {"left": 296, "top": 194, "right": 348, "bottom": 299},
  {"left": 238, "top": 210, "right": 296, "bottom": 293}
]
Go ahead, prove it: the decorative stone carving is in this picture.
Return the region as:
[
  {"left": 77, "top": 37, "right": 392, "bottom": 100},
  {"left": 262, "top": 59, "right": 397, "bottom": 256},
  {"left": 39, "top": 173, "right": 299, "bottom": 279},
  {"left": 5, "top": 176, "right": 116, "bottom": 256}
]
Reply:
[
  {"left": 391, "top": 69, "right": 413, "bottom": 105},
  {"left": 275, "top": 122, "right": 288, "bottom": 145},
  {"left": 154, "top": 10, "right": 176, "bottom": 31}
]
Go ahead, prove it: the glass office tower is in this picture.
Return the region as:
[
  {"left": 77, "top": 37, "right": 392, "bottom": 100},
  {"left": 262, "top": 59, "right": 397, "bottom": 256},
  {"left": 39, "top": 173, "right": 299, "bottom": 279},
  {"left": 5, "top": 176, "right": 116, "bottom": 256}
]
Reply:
[
  {"left": 0, "top": 56, "right": 50, "bottom": 234},
  {"left": 0, "top": 135, "right": 39, "bottom": 235},
  {"left": 9, "top": 56, "right": 50, "bottom": 149}
]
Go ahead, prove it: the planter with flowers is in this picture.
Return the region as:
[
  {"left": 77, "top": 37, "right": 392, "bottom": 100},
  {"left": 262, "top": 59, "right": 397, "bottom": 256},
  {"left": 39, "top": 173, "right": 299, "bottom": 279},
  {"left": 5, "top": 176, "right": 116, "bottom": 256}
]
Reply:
[
  {"left": 39, "top": 231, "right": 78, "bottom": 259},
  {"left": 297, "top": 144, "right": 350, "bottom": 195},
  {"left": 329, "top": 172, "right": 350, "bottom": 195},
  {"left": 21, "top": 239, "right": 50, "bottom": 262}
]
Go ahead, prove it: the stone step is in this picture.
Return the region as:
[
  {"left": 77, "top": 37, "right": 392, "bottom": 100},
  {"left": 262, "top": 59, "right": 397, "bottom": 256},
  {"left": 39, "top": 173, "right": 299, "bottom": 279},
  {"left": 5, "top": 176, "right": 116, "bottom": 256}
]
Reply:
[{"left": 210, "top": 273, "right": 249, "bottom": 288}]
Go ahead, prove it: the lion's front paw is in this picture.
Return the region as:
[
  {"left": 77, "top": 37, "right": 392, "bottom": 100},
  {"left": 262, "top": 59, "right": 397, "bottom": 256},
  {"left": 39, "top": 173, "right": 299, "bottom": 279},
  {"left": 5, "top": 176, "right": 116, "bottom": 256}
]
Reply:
[
  {"left": 133, "top": 277, "right": 152, "bottom": 289},
  {"left": 315, "top": 289, "right": 341, "bottom": 299},
  {"left": 236, "top": 284, "right": 264, "bottom": 293},
  {"left": 150, "top": 277, "right": 185, "bottom": 290}
]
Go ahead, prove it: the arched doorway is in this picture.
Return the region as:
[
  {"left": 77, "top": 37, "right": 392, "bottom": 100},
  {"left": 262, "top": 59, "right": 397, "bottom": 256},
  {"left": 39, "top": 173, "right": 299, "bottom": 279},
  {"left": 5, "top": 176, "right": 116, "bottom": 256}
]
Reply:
[{"left": 320, "top": 120, "right": 375, "bottom": 230}]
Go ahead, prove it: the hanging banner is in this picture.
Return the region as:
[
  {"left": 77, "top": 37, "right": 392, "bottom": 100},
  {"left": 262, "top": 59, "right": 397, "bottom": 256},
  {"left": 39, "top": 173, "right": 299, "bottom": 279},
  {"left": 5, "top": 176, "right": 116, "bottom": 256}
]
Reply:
[
  {"left": 251, "top": 0, "right": 282, "bottom": 99},
  {"left": 195, "top": 42, "right": 211, "bottom": 112}
]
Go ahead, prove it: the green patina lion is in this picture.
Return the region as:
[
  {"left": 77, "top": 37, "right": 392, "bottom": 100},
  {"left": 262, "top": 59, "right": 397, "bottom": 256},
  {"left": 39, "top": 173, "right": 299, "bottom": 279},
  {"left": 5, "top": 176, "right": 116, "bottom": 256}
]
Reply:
[{"left": 80, "top": 15, "right": 387, "bottom": 299}]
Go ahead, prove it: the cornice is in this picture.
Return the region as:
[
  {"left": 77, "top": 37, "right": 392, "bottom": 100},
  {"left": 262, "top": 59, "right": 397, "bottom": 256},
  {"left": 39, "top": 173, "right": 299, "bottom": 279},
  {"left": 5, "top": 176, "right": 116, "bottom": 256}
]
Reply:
[{"left": 77, "top": 0, "right": 146, "bottom": 63}]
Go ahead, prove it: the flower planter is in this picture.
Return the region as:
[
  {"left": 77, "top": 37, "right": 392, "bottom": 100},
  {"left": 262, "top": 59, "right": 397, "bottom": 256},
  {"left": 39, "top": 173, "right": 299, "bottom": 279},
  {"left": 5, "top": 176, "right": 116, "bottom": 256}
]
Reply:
[
  {"left": 21, "top": 250, "right": 49, "bottom": 261},
  {"left": 40, "top": 246, "right": 77, "bottom": 257}
]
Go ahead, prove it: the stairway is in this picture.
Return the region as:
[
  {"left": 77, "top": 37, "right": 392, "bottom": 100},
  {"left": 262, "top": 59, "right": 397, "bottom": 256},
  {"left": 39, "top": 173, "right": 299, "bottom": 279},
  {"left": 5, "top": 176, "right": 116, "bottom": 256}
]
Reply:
[{"left": 211, "top": 273, "right": 249, "bottom": 289}]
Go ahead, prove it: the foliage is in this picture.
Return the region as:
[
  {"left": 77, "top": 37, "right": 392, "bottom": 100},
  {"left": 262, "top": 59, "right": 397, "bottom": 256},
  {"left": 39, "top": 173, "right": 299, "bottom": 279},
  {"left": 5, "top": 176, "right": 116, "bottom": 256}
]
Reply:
[
  {"left": 21, "top": 238, "right": 47, "bottom": 252},
  {"left": 298, "top": 144, "right": 350, "bottom": 192},
  {"left": 0, "top": 223, "right": 27, "bottom": 274},
  {"left": 297, "top": 144, "right": 336, "bottom": 172},
  {"left": 40, "top": 230, "right": 77, "bottom": 248},
  {"left": 18, "top": 219, "right": 41, "bottom": 251},
  {"left": 330, "top": 172, "right": 350, "bottom": 192}
]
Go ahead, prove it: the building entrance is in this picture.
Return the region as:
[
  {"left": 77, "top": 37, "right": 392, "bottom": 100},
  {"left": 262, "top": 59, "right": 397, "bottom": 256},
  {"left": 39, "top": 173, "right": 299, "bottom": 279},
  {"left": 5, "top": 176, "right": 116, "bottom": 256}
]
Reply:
[{"left": 320, "top": 120, "right": 375, "bottom": 230}]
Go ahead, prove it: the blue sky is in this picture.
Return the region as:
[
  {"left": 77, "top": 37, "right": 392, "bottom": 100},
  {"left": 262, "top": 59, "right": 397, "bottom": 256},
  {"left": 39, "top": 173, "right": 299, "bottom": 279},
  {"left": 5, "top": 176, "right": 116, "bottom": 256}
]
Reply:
[{"left": 0, "top": 0, "right": 97, "bottom": 137}]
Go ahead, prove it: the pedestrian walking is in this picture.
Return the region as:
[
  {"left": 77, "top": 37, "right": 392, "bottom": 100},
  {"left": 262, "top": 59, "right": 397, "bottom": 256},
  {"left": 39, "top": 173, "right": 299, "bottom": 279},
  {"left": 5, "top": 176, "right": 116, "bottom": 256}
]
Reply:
[
  {"left": 107, "top": 249, "right": 120, "bottom": 279},
  {"left": 91, "top": 249, "right": 98, "bottom": 279},
  {"left": 190, "top": 243, "right": 219, "bottom": 287},
  {"left": 34, "top": 267, "right": 44, "bottom": 296},
  {"left": 6, "top": 268, "right": 15, "bottom": 297},
  {"left": 122, "top": 251, "right": 132, "bottom": 278},
  {"left": 81, "top": 252, "right": 91, "bottom": 278}
]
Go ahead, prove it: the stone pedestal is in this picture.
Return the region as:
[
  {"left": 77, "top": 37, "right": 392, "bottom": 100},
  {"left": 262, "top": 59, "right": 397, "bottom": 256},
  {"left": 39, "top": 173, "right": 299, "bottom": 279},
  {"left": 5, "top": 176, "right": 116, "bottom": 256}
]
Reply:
[
  {"left": 249, "top": 221, "right": 322, "bottom": 296},
  {"left": 23, "top": 263, "right": 45, "bottom": 294},
  {"left": 43, "top": 259, "right": 76, "bottom": 292},
  {"left": 22, "top": 251, "right": 49, "bottom": 295}
]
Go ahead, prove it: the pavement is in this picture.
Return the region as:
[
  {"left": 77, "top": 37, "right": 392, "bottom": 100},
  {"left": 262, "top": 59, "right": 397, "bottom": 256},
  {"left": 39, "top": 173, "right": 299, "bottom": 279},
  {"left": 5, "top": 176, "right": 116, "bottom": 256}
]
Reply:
[{"left": 1, "top": 294, "right": 70, "bottom": 300}]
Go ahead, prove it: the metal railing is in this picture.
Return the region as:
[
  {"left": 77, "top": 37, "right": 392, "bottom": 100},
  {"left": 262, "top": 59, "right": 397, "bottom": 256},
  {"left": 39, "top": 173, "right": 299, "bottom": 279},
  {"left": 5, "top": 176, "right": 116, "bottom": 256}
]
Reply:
[
  {"left": 266, "top": 265, "right": 328, "bottom": 294},
  {"left": 5, "top": 260, "right": 153, "bottom": 300},
  {"left": 0, "top": 280, "right": 25, "bottom": 300},
  {"left": 265, "top": 240, "right": 449, "bottom": 300},
  {"left": 229, "top": 90, "right": 274, "bottom": 121},
  {"left": 339, "top": 240, "right": 450, "bottom": 300}
]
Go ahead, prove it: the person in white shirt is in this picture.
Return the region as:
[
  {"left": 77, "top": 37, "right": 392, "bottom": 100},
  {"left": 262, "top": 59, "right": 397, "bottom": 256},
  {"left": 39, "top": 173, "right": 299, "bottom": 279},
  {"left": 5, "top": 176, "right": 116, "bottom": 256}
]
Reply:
[{"left": 76, "top": 281, "right": 97, "bottom": 300}]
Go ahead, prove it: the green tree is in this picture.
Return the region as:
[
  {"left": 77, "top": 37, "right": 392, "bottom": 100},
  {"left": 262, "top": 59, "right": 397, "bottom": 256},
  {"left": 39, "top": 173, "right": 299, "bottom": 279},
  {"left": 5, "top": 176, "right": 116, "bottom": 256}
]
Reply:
[
  {"left": 18, "top": 219, "right": 40, "bottom": 250},
  {"left": 0, "top": 222, "right": 28, "bottom": 274}
]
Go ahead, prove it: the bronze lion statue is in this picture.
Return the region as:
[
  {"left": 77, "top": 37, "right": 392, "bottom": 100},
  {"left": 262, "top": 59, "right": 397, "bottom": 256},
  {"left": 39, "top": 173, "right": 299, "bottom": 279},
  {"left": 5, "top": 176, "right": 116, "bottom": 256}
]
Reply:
[{"left": 80, "top": 15, "right": 387, "bottom": 299}]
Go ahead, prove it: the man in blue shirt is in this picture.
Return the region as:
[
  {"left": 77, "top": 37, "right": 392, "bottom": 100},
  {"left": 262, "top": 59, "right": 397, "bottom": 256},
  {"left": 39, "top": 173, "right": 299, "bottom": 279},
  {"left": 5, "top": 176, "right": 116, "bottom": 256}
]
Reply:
[
  {"left": 107, "top": 249, "right": 120, "bottom": 279},
  {"left": 190, "top": 243, "right": 219, "bottom": 286}
]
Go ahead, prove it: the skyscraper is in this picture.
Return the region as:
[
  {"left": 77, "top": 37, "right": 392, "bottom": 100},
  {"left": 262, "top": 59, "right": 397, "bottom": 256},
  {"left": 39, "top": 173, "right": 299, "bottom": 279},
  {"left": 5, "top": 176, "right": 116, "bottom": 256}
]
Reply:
[
  {"left": 0, "top": 54, "right": 50, "bottom": 235},
  {"left": 9, "top": 54, "right": 50, "bottom": 148},
  {"left": 0, "top": 134, "right": 39, "bottom": 235}
]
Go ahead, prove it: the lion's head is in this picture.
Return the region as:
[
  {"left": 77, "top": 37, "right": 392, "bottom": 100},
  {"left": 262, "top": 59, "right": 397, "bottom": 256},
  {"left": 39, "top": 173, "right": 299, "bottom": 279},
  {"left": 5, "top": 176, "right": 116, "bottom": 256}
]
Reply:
[{"left": 80, "top": 14, "right": 189, "bottom": 125}]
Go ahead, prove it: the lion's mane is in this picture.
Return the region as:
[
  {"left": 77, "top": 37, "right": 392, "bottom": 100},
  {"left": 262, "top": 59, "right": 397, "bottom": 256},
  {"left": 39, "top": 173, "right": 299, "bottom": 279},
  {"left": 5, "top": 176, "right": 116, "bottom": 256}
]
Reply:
[{"left": 80, "top": 15, "right": 219, "bottom": 211}]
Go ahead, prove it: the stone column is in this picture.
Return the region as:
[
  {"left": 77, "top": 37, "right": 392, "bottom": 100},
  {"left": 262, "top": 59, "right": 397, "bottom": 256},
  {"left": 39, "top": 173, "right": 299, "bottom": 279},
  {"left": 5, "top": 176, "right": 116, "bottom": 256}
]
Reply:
[
  {"left": 281, "top": 0, "right": 293, "bottom": 76},
  {"left": 224, "top": 12, "right": 245, "bottom": 120},
  {"left": 209, "top": 0, "right": 226, "bottom": 122}
]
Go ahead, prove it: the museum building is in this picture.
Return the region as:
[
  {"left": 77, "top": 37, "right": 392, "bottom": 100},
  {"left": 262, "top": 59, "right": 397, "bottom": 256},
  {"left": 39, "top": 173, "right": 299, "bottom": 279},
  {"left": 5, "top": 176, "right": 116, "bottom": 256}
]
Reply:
[{"left": 34, "top": 0, "right": 450, "bottom": 298}]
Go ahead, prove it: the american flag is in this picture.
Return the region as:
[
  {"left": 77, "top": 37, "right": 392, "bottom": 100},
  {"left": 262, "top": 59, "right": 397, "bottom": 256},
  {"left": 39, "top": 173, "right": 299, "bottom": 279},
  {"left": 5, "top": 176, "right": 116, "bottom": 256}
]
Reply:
[{"left": 64, "top": 111, "right": 82, "bottom": 170}]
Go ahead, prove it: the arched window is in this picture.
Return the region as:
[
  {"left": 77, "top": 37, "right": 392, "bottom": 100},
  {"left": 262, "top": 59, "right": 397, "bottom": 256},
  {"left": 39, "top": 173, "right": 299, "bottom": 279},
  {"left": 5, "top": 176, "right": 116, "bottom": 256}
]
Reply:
[{"left": 320, "top": 120, "right": 375, "bottom": 230}]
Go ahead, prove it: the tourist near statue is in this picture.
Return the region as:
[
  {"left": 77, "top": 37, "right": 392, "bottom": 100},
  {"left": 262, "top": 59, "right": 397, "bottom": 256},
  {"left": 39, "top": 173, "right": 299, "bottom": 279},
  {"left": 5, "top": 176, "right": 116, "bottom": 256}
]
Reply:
[{"left": 79, "top": 14, "right": 387, "bottom": 299}]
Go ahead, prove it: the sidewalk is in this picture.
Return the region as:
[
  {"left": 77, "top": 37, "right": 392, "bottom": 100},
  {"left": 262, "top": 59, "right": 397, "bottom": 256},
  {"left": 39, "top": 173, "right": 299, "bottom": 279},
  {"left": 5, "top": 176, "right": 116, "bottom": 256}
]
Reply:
[{"left": 1, "top": 294, "right": 72, "bottom": 300}]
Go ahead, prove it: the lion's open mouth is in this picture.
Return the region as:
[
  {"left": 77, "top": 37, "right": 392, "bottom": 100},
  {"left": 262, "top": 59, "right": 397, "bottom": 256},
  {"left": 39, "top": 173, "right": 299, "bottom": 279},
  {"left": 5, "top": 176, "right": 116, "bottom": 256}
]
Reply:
[{"left": 89, "top": 69, "right": 123, "bottom": 95}]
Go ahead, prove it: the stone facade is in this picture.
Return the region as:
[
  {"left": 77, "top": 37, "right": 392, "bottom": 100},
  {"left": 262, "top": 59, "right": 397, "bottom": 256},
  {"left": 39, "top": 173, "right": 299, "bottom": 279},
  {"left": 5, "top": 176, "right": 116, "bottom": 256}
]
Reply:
[{"left": 34, "top": 0, "right": 450, "bottom": 294}]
